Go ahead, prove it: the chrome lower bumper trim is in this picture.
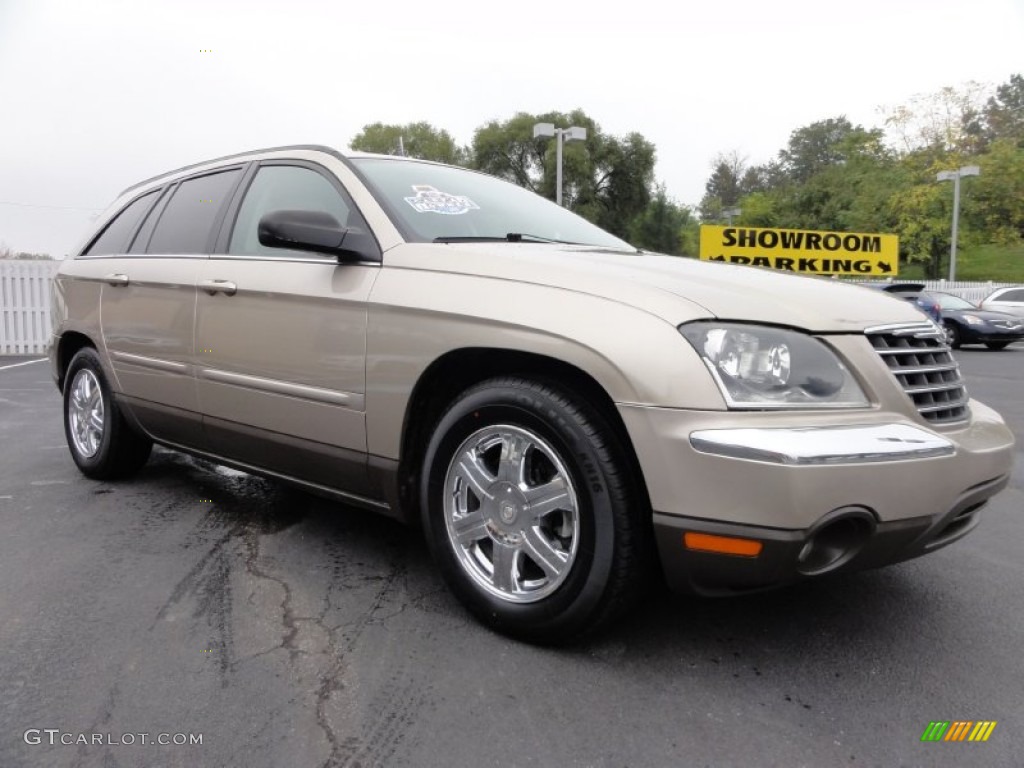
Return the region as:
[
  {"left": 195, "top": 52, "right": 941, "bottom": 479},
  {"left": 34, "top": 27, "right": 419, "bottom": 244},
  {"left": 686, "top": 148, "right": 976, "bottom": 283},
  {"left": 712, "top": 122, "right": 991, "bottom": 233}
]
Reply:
[{"left": 689, "top": 424, "right": 955, "bottom": 466}]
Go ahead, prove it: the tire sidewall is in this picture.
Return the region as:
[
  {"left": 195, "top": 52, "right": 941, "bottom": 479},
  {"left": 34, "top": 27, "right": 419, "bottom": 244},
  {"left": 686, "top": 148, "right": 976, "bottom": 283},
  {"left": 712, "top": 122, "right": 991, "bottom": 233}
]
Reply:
[
  {"left": 63, "top": 348, "right": 118, "bottom": 475},
  {"left": 944, "top": 320, "right": 962, "bottom": 349},
  {"left": 421, "top": 381, "right": 618, "bottom": 639}
]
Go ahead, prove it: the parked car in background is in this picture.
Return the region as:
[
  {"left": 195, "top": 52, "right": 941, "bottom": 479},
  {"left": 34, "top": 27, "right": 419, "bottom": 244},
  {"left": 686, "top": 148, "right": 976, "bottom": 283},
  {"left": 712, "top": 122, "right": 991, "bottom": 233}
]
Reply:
[
  {"left": 872, "top": 283, "right": 942, "bottom": 324},
  {"left": 48, "top": 146, "right": 1017, "bottom": 642},
  {"left": 980, "top": 286, "right": 1024, "bottom": 318},
  {"left": 927, "top": 291, "right": 1024, "bottom": 349}
]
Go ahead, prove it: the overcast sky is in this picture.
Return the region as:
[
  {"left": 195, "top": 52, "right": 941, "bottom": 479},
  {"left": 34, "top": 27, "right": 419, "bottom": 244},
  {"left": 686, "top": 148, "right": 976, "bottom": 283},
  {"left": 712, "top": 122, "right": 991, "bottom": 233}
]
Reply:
[{"left": 1, "top": 0, "right": 1021, "bottom": 257}]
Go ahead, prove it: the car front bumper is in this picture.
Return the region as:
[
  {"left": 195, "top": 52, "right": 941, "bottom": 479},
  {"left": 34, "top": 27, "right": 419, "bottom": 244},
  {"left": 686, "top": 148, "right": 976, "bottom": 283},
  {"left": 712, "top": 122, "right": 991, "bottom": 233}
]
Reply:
[
  {"left": 964, "top": 329, "right": 1024, "bottom": 344},
  {"left": 618, "top": 401, "right": 1015, "bottom": 595}
]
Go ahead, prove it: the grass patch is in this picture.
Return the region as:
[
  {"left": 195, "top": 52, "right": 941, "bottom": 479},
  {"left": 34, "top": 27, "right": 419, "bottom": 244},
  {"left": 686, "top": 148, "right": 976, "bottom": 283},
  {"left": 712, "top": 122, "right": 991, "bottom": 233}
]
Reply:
[
  {"left": 899, "top": 242, "right": 1024, "bottom": 282},
  {"left": 956, "top": 243, "right": 1024, "bottom": 281}
]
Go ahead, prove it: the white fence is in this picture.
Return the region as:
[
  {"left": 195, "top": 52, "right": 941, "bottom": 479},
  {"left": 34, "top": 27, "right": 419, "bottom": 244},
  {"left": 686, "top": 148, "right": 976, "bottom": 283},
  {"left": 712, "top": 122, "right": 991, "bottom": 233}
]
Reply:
[{"left": 0, "top": 261, "right": 61, "bottom": 355}]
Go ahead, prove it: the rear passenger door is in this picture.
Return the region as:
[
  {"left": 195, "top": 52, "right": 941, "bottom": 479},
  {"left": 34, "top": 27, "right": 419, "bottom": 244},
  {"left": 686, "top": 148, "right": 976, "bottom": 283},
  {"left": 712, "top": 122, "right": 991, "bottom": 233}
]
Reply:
[
  {"left": 99, "top": 167, "right": 243, "bottom": 447},
  {"left": 194, "top": 161, "right": 380, "bottom": 498}
]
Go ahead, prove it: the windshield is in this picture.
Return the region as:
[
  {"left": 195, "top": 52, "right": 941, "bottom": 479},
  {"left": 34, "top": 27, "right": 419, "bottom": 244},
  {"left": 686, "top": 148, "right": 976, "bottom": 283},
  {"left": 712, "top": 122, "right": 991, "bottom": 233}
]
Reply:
[
  {"left": 931, "top": 293, "right": 976, "bottom": 311},
  {"left": 351, "top": 157, "right": 634, "bottom": 250}
]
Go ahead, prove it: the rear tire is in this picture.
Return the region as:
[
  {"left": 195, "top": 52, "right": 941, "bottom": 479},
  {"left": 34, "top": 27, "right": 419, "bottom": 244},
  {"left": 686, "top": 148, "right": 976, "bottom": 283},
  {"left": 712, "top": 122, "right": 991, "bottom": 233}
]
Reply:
[
  {"left": 63, "top": 348, "right": 152, "bottom": 479},
  {"left": 420, "top": 377, "right": 647, "bottom": 643},
  {"left": 985, "top": 341, "right": 1011, "bottom": 350}
]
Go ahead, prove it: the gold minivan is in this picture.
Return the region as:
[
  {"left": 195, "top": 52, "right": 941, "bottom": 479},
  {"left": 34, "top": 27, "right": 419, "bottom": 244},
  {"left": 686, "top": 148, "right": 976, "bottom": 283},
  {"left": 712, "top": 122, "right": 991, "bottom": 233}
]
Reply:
[{"left": 51, "top": 146, "right": 1015, "bottom": 641}]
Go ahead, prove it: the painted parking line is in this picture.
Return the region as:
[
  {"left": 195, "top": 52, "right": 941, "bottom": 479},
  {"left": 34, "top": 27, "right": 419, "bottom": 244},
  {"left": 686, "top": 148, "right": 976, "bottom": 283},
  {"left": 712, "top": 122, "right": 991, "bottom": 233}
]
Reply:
[{"left": 0, "top": 358, "right": 46, "bottom": 371}]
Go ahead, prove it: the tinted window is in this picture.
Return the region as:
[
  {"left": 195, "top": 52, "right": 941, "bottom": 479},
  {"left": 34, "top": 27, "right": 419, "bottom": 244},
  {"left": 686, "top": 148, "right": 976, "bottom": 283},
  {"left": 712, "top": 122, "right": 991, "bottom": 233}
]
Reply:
[
  {"left": 146, "top": 169, "right": 241, "bottom": 254},
  {"left": 229, "top": 165, "right": 353, "bottom": 256},
  {"left": 995, "top": 289, "right": 1024, "bottom": 302},
  {"left": 83, "top": 191, "right": 158, "bottom": 256},
  {"left": 127, "top": 187, "right": 169, "bottom": 254}
]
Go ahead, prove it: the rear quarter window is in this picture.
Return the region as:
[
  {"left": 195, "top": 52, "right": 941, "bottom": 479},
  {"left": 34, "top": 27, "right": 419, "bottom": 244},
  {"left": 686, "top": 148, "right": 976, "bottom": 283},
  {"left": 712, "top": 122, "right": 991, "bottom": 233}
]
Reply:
[{"left": 83, "top": 190, "right": 159, "bottom": 256}]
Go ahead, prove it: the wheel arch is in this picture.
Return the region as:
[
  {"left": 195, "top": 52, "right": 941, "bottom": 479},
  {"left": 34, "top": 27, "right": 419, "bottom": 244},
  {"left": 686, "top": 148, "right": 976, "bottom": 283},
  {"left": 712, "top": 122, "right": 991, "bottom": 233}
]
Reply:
[
  {"left": 55, "top": 331, "right": 97, "bottom": 391},
  {"left": 395, "top": 347, "right": 652, "bottom": 528}
]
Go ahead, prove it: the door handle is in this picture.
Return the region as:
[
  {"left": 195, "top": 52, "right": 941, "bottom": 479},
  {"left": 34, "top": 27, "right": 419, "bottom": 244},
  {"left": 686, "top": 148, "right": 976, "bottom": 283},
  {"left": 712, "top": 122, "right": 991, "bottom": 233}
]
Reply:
[
  {"left": 200, "top": 280, "right": 237, "bottom": 296},
  {"left": 104, "top": 273, "right": 129, "bottom": 287}
]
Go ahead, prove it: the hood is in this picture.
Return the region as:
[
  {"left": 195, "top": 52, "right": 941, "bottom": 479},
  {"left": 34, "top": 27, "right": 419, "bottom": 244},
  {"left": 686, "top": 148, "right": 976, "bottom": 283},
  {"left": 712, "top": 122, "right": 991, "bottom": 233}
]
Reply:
[{"left": 387, "top": 243, "right": 928, "bottom": 332}]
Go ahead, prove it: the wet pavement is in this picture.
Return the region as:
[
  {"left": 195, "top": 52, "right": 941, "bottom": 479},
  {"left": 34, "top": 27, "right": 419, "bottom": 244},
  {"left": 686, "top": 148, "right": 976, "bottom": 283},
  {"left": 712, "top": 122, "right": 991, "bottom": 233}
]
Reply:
[{"left": 1, "top": 347, "right": 1022, "bottom": 768}]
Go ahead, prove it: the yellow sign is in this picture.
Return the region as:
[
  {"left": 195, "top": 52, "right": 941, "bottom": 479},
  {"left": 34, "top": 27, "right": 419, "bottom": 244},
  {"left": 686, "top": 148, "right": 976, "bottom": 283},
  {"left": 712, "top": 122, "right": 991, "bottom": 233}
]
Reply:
[{"left": 700, "top": 225, "right": 899, "bottom": 276}]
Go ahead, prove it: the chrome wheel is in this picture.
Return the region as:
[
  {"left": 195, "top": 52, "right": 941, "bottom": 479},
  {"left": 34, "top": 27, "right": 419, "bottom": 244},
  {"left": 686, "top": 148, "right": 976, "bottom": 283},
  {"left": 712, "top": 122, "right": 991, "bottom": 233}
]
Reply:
[
  {"left": 443, "top": 424, "right": 580, "bottom": 604},
  {"left": 68, "top": 368, "right": 105, "bottom": 458}
]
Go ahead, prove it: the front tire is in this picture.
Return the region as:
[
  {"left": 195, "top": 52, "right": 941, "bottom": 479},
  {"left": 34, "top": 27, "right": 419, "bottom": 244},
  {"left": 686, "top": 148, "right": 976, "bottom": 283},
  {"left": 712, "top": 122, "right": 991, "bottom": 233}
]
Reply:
[
  {"left": 63, "top": 348, "right": 152, "bottom": 479},
  {"left": 985, "top": 341, "right": 1011, "bottom": 350},
  {"left": 420, "top": 377, "right": 647, "bottom": 643},
  {"left": 944, "top": 321, "right": 962, "bottom": 349}
]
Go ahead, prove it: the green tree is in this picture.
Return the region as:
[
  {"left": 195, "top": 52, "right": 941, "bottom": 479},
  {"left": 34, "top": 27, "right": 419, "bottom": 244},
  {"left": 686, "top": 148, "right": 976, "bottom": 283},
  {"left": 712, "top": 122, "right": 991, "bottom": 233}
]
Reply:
[
  {"left": 698, "top": 152, "right": 746, "bottom": 220},
  {"left": 732, "top": 191, "right": 778, "bottom": 228},
  {"left": 778, "top": 117, "right": 885, "bottom": 184},
  {"left": 587, "top": 131, "right": 657, "bottom": 237},
  {"left": 628, "top": 186, "right": 693, "bottom": 255},
  {"left": 883, "top": 82, "right": 990, "bottom": 154},
  {"left": 984, "top": 73, "right": 1024, "bottom": 144},
  {"left": 967, "top": 138, "right": 1024, "bottom": 242},
  {"left": 471, "top": 111, "right": 559, "bottom": 192},
  {"left": 697, "top": 152, "right": 780, "bottom": 222},
  {"left": 888, "top": 175, "right": 951, "bottom": 278},
  {"left": 715, "top": 119, "right": 894, "bottom": 234},
  {"left": 884, "top": 148, "right": 987, "bottom": 279},
  {"left": 470, "top": 110, "right": 655, "bottom": 238},
  {"left": 349, "top": 122, "right": 467, "bottom": 165}
]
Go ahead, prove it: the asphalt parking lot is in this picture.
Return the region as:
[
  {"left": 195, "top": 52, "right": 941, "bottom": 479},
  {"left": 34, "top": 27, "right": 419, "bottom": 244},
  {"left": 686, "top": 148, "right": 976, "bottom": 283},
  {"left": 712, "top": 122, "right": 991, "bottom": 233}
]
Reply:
[{"left": 1, "top": 346, "right": 1022, "bottom": 768}]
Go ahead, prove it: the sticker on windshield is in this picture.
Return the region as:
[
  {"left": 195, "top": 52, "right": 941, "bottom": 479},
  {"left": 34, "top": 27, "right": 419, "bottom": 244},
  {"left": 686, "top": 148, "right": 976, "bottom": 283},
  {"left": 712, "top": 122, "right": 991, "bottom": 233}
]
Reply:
[{"left": 404, "top": 185, "right": 480, "bottom": 215}]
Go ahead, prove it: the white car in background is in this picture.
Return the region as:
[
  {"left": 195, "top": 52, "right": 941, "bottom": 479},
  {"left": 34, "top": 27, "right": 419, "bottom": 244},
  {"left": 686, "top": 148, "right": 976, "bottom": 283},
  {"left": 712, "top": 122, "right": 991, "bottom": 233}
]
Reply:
[{"left": 980, "top": 286, "right": 1024, "bottom": 318}]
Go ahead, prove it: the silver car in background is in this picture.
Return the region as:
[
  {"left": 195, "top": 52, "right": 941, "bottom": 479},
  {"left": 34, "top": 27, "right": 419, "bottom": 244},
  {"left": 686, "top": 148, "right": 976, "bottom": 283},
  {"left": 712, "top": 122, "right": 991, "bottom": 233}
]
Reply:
[{"left": 980, "top": 286, "right": 1024, "bottom": 318}]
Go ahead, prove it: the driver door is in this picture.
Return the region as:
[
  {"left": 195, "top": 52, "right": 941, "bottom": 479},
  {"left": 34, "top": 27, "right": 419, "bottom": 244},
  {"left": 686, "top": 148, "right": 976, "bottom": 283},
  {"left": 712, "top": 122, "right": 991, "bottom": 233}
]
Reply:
[{"left": 194, "top": 162, "right": 380, "bottom": 498}]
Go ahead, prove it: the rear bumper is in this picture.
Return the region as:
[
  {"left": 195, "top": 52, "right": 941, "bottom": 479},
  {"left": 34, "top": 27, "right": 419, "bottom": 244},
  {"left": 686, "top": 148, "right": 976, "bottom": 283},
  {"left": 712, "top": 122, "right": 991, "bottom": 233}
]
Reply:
[{"left": 654, "top": 473, "right": 1008, "bottom": 595}]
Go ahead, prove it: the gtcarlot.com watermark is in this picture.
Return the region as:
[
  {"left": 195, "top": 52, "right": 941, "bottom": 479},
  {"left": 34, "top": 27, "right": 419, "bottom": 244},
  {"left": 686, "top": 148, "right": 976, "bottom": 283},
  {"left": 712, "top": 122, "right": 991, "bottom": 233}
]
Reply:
[{"left": 24, "top": 729, "right": 202, "bottom": 746}]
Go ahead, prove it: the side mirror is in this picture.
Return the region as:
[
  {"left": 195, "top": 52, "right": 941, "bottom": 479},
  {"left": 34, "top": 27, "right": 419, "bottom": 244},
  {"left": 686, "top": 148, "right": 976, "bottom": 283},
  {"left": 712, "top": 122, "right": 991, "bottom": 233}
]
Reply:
[{"left": 257, "top": 210, "right": 376, "bottom": 261}]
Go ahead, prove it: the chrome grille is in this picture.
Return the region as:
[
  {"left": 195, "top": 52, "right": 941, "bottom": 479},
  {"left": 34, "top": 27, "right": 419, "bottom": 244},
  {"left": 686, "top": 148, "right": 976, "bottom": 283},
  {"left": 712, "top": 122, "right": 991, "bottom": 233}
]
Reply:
[{"left": 866, "top": 323, "right": 969, "bottom": 425}]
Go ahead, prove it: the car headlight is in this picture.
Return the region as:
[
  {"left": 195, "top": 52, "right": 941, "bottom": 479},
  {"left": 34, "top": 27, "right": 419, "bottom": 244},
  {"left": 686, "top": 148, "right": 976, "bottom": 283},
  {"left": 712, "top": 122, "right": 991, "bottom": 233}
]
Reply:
[
  {"left": 679, "top": 322, "right": 869, "bottom": 409},
  {"left": 962, "top": 314, "right": 984, "bottom": 326}
]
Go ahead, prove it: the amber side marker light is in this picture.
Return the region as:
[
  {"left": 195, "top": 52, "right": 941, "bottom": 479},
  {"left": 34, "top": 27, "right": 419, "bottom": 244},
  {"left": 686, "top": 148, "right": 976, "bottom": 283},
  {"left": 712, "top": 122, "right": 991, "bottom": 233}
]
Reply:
[{"left": 684, "top": 532, "right": 763, "bottom": 557}]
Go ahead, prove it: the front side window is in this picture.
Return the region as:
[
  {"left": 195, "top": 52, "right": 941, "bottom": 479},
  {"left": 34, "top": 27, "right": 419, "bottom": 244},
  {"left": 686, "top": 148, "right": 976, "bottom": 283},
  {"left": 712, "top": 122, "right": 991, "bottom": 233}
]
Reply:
[
  {"left": 146, "top": 169, "right": 241, "bottom": 254},
  {"left": 229, "top": 165, "right": 353, "bottom": 256},
  {"left": 83, "top": 190, "right": 158, "bottom": 256},
  {"left": 350, "top": 157, "right": 633, "bottom": 250}
]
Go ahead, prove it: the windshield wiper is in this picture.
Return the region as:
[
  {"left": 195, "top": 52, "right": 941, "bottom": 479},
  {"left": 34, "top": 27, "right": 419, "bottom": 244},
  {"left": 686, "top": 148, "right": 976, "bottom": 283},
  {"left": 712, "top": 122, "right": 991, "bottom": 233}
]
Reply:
[
  {"left": 432, "top": 233, "right": 582, "bottom": 245},
  {"left": 432, "top": 236, "right": 508, "bottom": 243}
]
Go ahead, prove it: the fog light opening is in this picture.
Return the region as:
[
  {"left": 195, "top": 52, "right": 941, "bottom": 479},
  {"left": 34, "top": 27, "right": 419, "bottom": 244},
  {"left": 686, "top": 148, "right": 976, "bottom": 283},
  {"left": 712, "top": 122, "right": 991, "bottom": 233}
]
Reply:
[{"left": 797, "top": 510, "right": 874, "bottom": 576}]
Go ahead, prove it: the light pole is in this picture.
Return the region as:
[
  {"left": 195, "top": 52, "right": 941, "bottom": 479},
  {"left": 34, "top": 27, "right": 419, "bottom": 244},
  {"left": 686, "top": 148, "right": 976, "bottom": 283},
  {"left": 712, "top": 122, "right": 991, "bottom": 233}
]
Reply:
[
  {"left": 533, "top": 123, "right": 587, "bottom": 206},
  {"left": 936, "top": 165, "right": 980, "bottom": 281}
]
